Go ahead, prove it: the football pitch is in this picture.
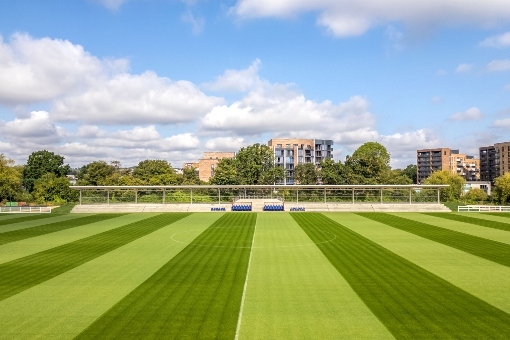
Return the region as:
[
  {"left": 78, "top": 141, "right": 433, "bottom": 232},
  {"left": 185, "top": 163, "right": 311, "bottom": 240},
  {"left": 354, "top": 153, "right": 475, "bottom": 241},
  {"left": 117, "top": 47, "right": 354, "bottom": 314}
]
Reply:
[{"left": 1, "top": 212, "right": 510, "bottom": 339}]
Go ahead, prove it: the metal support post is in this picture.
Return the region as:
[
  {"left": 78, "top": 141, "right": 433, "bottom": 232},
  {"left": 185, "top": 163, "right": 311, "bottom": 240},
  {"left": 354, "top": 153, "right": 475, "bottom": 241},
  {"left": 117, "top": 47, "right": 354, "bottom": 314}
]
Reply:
[
  {"left": 352, "top": 188, "right": 354, "bottom": 204},
  {"left": 409, "top": 188, "right": 412, "bottom": 204},
  {"left": 324, "top": 188, "right": 326, "bottom": 204},
  {"left": 191, "top": 189, "right": 193, "bottom": 204},
  {"left": 135, "top": 190, "right": 138, "bottom": 204},
  {"left": 79, "top": 190, "right": 82, "bottom": 205},
  {"left": 107, "top": 190, "right": 110, "bottom": 205},
  {"left": 163, "top": 189, "right": 166, "bottom": 204}
]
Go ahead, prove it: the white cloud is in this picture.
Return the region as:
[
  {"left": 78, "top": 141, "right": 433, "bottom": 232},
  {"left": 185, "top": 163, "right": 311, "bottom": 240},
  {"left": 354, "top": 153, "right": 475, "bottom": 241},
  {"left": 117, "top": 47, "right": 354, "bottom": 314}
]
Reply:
[
  {"left": 181, "top": 11, "right": 205, "bottom": 35},
  {"left": 231, "top": 0, "right": 510, "bottom": 37},
  {"left": 449, "top": 107, "right": 483, "bottom": 121},
  {"left": 204, "top": 59, "right": 263, "bottom": 92},
  {"left": 0, "top": 33, "right": 126, "bottom": 105},
  {"left": 479, "top": 32, "right": 510, "bottom": 48},
  {"left": 52, "top": 71, "right": 224, "bottom": 125},
  {"left": 96, "top": 0, "right": 127, "bottom": 10},
  {"left": 0, "top": 111, "right": 62, "bottom": 142},
  {"left": 202, "top": 87, "right": 373, "bottom": 136},
  {"left": 493, "top": 118, "right": 510, "bottom": 128},
  {"left": 455, "top": 63, "right": 473, "bottom": 73},
  {"left": 486, "top": 59, "right": 510, "bottom": 72},
  {"left": 204, "top": 137, "right": 246, "bottom": 151}
]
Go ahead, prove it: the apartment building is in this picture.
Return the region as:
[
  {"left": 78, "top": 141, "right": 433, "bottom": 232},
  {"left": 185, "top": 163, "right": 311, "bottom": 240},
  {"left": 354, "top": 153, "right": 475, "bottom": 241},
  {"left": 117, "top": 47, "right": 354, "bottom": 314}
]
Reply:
[
  {"left": 449, "top": 153, "right": 480, "bottom": 181},
  {"left": 184, "top": 152, "right": 235, "bottom": 182},
  {"left": 480, "top": 141, "right": 510, "bottom": 183},
  {"left": 416, "top": 148, "right": 452, "bottom": 183},
  {"left": 267, "top": 138, "right": 333, "bottom": 184}
]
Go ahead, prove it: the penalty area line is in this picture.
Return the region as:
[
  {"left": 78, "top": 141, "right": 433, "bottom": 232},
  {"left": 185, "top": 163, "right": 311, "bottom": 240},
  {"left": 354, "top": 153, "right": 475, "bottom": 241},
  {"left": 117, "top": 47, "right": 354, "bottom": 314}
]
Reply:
[{"left": 235, "top": 222, "right": 256, "bottom": 340}]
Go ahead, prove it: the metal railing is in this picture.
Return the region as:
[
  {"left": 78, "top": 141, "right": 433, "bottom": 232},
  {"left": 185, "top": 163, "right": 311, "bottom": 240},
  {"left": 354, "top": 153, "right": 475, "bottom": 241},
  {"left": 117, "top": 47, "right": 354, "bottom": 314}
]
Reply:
[
  {"left": 458, "top": 205, "right": 510, "bottom": 212},
  {"left": 0, "top": 206, "right": 52, "bottom": 213}
]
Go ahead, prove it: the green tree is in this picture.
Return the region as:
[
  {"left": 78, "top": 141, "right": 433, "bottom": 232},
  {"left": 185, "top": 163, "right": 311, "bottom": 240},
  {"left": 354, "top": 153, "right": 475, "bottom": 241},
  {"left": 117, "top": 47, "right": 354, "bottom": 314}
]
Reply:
[
  {"left": 236, "top": 143, "right": 285, "bottom": 184},
  {"left": 319, "top": 159, "right": 347, "bottom": 185},
  {"left": 179, "top": 167, "right": 200, "bottom": 185},
  {"left": 209, "top": 158, "right": 239, "bottom": 185},
  {"left": 294, "top": 163, "right": 319, "bottom": 184},
  {"left": 0, "top": 154, "right": 23, "bottom": 202},
  {"left": 423, "top": 170, "right": 465, "bottom": 202},
  {"left": 23, "top": 150, "right": 70, "bottom": 192},
  {"left": 32, "top": 173, "right": 78, "bottom": 204},
  {"left": 132, "top": 159, "right": 176, "bottom": 183},
  {"left": 78, "top": 161, "right": 115, "bottom": 186},
  {"left": 345, "top": 142, "right": 391, "bottom": 184},
  {"left": 463, "top": 188, "right": 488, "bottom": 204},
  {"left": 382, "top": 169, "right": 413, "bottom": 185},
  {"left": 494, "top": 173, "right": 510, "bottom": 204},
  {"left": 402, "top": 164, "right": 418, "bottom": 184}
]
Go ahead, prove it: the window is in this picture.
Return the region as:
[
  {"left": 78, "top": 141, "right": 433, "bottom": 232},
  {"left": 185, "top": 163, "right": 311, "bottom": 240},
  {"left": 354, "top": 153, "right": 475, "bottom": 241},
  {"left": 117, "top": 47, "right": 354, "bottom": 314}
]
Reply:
[{"left": 277, "top": 144, "right": 282, "bottom": 148}]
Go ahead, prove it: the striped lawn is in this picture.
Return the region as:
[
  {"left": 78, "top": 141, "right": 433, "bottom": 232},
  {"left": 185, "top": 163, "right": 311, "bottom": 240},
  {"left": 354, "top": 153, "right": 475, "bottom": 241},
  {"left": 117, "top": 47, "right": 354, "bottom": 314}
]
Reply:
[
  {"left": 292, "top": 213, "right": 510, "bottom": 339},
  {"left": 238, "top": 213, "right": 393, "bottom": 339},
  {"left": 326, "top": 213, "right": 510, "bottom": 315},
  {"left": 0, "top": 213, "right": 190, "bottom": 301},
  {"left": 0, "top": 214, "right": 56, "bottom": 226},
  {"left": 358, "top": 213, "right": 510, "bottom": 268},
  {"left": 0, "top": 213, "right": 222, "bottom": 340},
  {"left": 393, "top": 212, "right": 510, "bottom": 246},
  {"left": 0, "top": 214, "right": 124, "bottom": 246},
  {"left": 0, "top": 213, "right": 152, "bottom": 265},
  {"left": 424, "top": 212, "right": 510, "bottom": 232},
  {"left": 0, "top": 214, "right": 86, "bottom": 233},
  {"left": 0, "top": 214, "right": 49, "bottom": 222},
  {"left": 76, "top": 213, "right": 256, "bottom": 339}
]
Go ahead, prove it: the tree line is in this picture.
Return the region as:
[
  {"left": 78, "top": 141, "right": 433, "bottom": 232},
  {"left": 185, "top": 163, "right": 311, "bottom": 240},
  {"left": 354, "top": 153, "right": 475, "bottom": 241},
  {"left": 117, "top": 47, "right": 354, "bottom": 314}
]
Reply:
[{"left": 1, "top": 142, "right": 510, "bottom": 205}]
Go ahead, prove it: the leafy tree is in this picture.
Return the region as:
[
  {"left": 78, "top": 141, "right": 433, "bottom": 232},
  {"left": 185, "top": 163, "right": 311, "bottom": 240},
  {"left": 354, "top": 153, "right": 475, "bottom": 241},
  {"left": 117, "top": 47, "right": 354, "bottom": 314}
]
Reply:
[
  {"left": 294, "top": 163, "right": 319, "bottom": 184},
  {"left": 345, "top": 142, "right": 391, "bottom": 184},
  {"left": 148, "top": 173, "right": 178, "bottom": 185},
  {"left": 382, "top": 169, "right": 413, "bottom": 185},
  {"left": 78, "top": 161, "right": 115, "bottom": 186},
  {"left": 132, "top": 159, "right": 176, "bottom": 183},
  {"left": 235, "top": 144, "right": 285, "bottom": 184},
  {"left": 402, "top": 164, "right": 418, "bottom": 184},
  {"left": 319, "top": 159, "right": 347, "bottom": 185},
  {"left": 463, "top": 188, "right": 488, "bottom": 204},
  {"left": 0, "top": 154, "right": 23, "bottom": 202},
  {"left": 423, "top": 170, "right": 465, "bottom": 202},
  {"left": 23, "top": 150, "right": 70, "bottom": 192},
  {"left": 209, "top": 158, "right": 239, "bottom": 185},
  {"left": 494, "top": 173, "right": 510, "bottom": 204},
  {"left": 32, "top": 173, "right": 78, "bottom": 204},
  {"left": 179, "top": 167, "right": 200, "bottom": 185}
]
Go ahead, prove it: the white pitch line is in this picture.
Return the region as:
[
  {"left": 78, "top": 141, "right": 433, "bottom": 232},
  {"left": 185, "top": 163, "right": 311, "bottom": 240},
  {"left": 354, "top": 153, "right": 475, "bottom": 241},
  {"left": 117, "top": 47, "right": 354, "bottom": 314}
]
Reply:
[{"left": 235, "top": 222, "right": 257, "bottom": 340}]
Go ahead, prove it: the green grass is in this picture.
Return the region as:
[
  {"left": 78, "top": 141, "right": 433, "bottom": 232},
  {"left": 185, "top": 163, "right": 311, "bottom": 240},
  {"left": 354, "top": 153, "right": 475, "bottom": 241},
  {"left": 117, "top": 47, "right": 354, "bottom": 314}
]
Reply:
[
  {"left": 423, "top": 212, "right": 510, "bottom": 232},
  {"left": 51, "top": 203, "right": 76, "bottom": 214},
  {"left": 0, "top": 213, "right": 189, "bottom": 301},
  {"left": 357, "top": 212, "right": 510, "bottom": 268},
  {"left": 292, "top": 212, "right": 510, "bottom": 339},
  {"left": 0, "top": 214, "right": 124, "bottom": 246},
  {"left": 239, "top": 213, "right": 392, "bottom": 339},
  {"left": 0, "top": 214, "right": 56, "bottom": 226},
  {"left": 76, "top": 213, "right": 256, "bottom": 339}
]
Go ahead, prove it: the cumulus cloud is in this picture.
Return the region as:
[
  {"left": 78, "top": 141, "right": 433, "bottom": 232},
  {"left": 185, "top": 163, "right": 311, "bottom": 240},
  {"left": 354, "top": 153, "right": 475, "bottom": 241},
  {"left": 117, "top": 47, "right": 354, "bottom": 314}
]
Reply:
[
  {"left": 455, "top": 63, "right": 473, "bottom": 73},
  {"left": 204, "top": 59, "right": 263, "bottom": 92},
  {"left": 181, "top": 11, "right": 205, "bottom": 35},
  {"left": 231, "top": 0, "right": 510, "bottom": 37},
  {"left": 204, "top": 137, "right": 247, "bottom": 151},
  {"left": 0, "top": 111, "right": 63, "bottom": 143},
  {"left": 51, "top": 71, "right": 224, "bottom": 124},
  {"left": 201, "top": 88, "right": 373, "bottom": 137},
  {"left": 448, "top": 107, "right": 483, "bottom": 121},
  {"left": 0, "top": 33, "right": 126, "bottom": 105},
  {"left": 486, "top": 59, "right": 510, "bottom": 72},
  {"left": 493, "top": 118, "right": 510, "bottom": 128},
  {"left": 479, "top": 32, "right": 510, "bottom": 48}
]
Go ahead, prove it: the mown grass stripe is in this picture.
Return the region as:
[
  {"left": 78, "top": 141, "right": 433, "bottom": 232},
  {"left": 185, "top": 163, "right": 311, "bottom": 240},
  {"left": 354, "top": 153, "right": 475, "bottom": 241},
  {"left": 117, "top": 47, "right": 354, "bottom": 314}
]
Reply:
[
  {"left": 0, "top": 213, "right": 190, "bottom": 302},
  {"left": 358, "top": 213, "right": 510, "bottom": 268},
  {"left": 0, "top": 214, "right": 124, "bottom": 246},
  {"left": 424, "top": 212, "right": 510, "bottom": 232},
  {"left": 76, "top": 213, "right": 256, "bottom": 340},
  {"left": 0, "top": 214, "right": 55, "bottom": 226},
  {"left": 292, "top": 213, "right": 510, "bottom": 339}
]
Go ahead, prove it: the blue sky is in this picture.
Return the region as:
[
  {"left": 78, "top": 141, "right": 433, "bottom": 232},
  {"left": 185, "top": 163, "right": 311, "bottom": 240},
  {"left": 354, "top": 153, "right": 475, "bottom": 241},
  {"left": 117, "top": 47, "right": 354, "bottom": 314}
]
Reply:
[{"left": 0, "top": 0, "right": 509, "bottom": 169}]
